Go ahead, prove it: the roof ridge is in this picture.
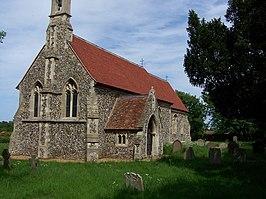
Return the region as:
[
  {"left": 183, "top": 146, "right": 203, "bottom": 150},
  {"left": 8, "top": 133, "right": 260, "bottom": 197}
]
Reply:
[
  {"left": 148, "top": 72, "right": 168, "bottom": 82},
  {"left": 73, "top": 34, "right": 146, "bottom": 71}
]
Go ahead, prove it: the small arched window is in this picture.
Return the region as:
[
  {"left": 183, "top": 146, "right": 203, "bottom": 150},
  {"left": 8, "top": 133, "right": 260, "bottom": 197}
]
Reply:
[
  {"left": 33, "top": 83, "right": 42, "bottom": 117},
  {"left": 64, "top": 79, "right": 78, "bottom": 117}
]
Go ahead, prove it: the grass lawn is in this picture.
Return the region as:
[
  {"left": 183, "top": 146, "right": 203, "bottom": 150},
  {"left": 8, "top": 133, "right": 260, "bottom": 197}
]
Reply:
[{"left": 0, "top": 142, "right": 266, "bottom": 199}]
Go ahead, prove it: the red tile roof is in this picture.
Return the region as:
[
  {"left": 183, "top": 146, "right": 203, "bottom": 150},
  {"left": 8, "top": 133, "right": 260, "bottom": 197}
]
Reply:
[
  {"left": 70, "top": 35, "right": 188, "bottom": 112},
  {"left": 105, "top": 97, "right": 147, "bottom": 130}
]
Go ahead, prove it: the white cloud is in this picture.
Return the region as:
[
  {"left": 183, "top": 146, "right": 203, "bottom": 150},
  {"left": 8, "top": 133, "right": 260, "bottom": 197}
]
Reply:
[{"left": 0, "top": 0, "right": 228, "bottom": 121}]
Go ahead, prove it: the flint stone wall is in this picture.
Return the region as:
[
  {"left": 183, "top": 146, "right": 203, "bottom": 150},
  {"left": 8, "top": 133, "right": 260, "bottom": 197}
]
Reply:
[{"left": 10, "top": 41, "right": 191, "bottom": 161}]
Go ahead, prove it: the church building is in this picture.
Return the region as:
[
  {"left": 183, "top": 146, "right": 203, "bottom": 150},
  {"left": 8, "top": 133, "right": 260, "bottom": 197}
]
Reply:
[{"left": 9, "top": 0, "right": 191, "bottom": 161}]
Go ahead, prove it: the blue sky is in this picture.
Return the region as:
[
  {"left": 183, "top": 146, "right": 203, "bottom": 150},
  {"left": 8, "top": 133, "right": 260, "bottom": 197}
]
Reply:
[{"left": 0, "top": 0, "right": 228, "bottom": 121}]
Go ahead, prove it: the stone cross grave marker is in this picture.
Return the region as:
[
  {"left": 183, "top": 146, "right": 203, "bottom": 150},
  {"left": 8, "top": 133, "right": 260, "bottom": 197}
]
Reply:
[
  {"left": 172, "top": 139, "right": 182, "bottom": 153},
  {"left": 125, "top": 172, "right": 144, "bottom": 192},
  {"left": 209, "top": 148, "right": 221, "bottom": 166},
  {"left": 184, "top": 147, "right": 195, "bottom": 160},
  {"left": 2, "top": 149, "right": 11, "bottom": 169},
  {"left": 29, "top": 155, "right": 39, "bottom": 172}
]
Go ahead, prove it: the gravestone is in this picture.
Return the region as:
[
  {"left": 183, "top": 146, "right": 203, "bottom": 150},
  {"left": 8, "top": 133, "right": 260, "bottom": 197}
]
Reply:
[
  {"left": 252, "top": 140, "right": 264, "bottom": 154},
  {"left": 219, "top": 142, "right": 228, "bottom": 149},
  {"left": 2, "top": 149, "right": 11, "bottom": 169},
  {"left": 196, "top": 139, "right": 205, "bottom": 147},
  {"left": 233, "top": 148, "right": 247, "bottom": 163},
  {"left": 125, "top": 172, "right": 144, "bottom": 192},
  {"left": 209, "top": 148, "right": 221, "bottom": 166},
  {"left": 184, "top": 147, "right": 195, "bottom": 160},
  {"left": 227, "top": 141, "right": 239, "bottom": 154},
  {"left": 172, "top": 139, "right": 182, "bottom": 153},
  {"left": 233, "top": 136, "right": 238, "bottom": 143},
  {"left": 29, "top": 155, "right": 39, "bottom": 172}
]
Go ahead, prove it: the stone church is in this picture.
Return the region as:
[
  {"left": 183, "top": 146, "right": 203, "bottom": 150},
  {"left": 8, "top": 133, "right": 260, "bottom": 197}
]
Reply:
[{"left": 9, "top": 0, "right": 191, "bottom": 161}]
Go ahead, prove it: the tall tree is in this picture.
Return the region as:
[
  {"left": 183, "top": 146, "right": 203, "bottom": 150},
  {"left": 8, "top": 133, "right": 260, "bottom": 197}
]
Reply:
[
  {"left": 0, "top": 31, "right": 6, "bottom": 43},
  {"left": 176, "top": 90, "right": 206, "bottom": 139},
  {"left": 184, "top": 0, "right": 266, "bottom": 134}
]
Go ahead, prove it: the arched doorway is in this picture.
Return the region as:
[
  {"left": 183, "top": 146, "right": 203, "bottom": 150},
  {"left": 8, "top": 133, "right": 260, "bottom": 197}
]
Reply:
[{"left": 147, "top": 115, "right": 157, "bottom": 156}]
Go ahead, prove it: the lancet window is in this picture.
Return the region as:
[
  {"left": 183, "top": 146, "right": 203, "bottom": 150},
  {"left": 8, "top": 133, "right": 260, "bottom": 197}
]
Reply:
[{"left": 65, "top": 79, "right": 78, "bottom": 117}]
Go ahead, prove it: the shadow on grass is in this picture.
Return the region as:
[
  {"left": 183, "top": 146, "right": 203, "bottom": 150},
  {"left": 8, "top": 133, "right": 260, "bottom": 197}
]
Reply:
[
  {"left": 102, "top": 173, "right": 266, "bottom": 199},
  {"left": 101, "top": 148, "right": 266, "bottom": 199}
]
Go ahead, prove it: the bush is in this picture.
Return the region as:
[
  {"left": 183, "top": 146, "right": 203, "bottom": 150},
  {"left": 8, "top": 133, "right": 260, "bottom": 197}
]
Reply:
[
  {"left": 163, "top": 143, "right": 173, "bottom": 155},
  {"left": 0, "top": 131, "right": 11, "bottom": 143}
]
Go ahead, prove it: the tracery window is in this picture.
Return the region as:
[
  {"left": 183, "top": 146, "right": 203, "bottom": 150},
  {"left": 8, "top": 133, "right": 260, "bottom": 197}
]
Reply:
[
  {"left": 64, "top": 79, "right": 78, "bottom": 117},
  {"left": 33, "top": 83, "right": 42, "bottom": 117}
]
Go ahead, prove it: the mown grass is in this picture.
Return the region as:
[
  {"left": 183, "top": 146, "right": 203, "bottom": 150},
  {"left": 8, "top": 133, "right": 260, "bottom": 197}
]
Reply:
[{"left": 0, "top": 142, "right": 266, "bottom": 199}]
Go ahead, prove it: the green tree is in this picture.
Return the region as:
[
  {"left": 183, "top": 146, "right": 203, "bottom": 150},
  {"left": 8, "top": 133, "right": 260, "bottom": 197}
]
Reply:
[
  {"left": 0, "top": 121, "right": 13, "bottom": 132},
  {"left": 184, "top": 0, "right": 266, "bottom": 134},
  {"left": 176, "top": 90, "right": 206, "bottom": 140},
  {"left": 203, "top": 94, "right": 256, "bottom": 141},
  {"left": 0, "top": 31, "right": 6, "bottom": 43}
]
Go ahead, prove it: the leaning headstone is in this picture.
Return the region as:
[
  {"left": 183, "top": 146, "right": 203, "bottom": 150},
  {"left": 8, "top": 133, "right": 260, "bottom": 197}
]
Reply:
[
  {"left": 2, "top": 149, "right": 11, "bottom": 169},
  {"left": 233, "top": 148, "right": 247, "bottom": 163},
  {"left": 252, "top": 140, "right": 265, "bottom": 154},
  {"left": 227, "top": 141, "right": 239, "bottom": 154},
  {"left": 125, "top": 172, "right": 144, "bottom": 192},
  {"left": 172, "top": 139, "right": 182, "bottom": 153},
  {"left": 196, "top": 139, "right": 205, "bottom": 147},
  {"left": 219, "top": 142, "right": 228, "bottom": 149},
  {"left": 233, "top": 136, "right": 238, "bottom": 143},
  {"left": 29, "top": 155, "right": 39, "bottom": 172},
  {"left": 209, "top": 148, "right": 221, "bottom": 166},
  {"left": 184, "top": 147, "right": 195, "bottom": 160}
]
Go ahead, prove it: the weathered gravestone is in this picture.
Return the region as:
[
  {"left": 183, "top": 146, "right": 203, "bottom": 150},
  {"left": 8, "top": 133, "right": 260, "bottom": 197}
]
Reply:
[
  {"left": 252, "top": 140, "right": 265, "bottom": 154},
  {"left": 233, "top": 148, "right": 247, "bottom": 163},
  {"left": 29, "top": 155, "right": 39, "bottom": 172},
  {"left": 125, "top": 172, "right": 144, "bottom": 192},
  {"left": 209, "top": 148, "right": 221, "bottom": 166},
  {"left": 2, "top": 149, "right": 11, "bottom": 169},
  {"left": 172, "top": 139, "right": 182, "bottom": 153},
  {"left": 233, "top": 136, "right": 238, "bottom": 143},
  {"left": 219, "top": 142, "right": 228, "bottom": 149},
  {"left": 184, "top": 147, "right": 195, "bottom": 160},
  {"left": 196, "top": 139, "right": 205, "bottom": 147},
  {"left": 228, "top": 141, "right": 239, "bottom": 154}
]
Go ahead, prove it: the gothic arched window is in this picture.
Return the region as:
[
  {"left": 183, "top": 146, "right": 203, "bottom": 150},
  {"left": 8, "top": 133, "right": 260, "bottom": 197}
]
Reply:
[
  {"left": 64, "top": 79, "right": 78, "bottom": 117},
  {"left": 33, "top": 83, "right": 42, "bottom": 117}
]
